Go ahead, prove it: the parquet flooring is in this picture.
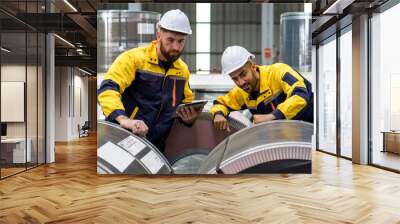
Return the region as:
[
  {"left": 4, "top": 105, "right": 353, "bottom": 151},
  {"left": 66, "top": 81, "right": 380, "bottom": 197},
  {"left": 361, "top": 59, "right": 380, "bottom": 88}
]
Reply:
[
  {"left": 1, "top": 134, "right": 400, "bottom": 223},
  {"left": 1, "top": 167, "right": 26, "bottom": 177},
  {"left": 373, "top": 150, "right": 400, "bottom": 171}
]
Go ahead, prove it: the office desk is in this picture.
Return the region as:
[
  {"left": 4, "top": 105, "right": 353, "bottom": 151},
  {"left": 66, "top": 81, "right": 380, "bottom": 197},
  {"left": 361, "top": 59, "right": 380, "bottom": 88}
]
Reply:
[
  {"left": 382, "top": 131, "right": 400, "bottom": 154},
  {"left": 1, "top": 138, "right": 32, "bottom": 164}
]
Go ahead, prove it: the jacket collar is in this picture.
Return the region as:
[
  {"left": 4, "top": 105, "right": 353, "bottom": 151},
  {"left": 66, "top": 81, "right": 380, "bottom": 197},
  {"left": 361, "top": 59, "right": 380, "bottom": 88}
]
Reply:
[
  {"left": 145, "top": 40, "right": 185, "bottom": 70},
  {"left": 257, "top": 65, "right": 269, "bottom": 94}
]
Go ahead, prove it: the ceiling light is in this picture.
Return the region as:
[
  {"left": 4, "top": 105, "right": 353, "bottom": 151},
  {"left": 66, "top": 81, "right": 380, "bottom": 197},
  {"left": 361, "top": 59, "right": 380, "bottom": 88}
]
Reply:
[
  {"left": 78, "top": 67, "right": 93, "bottom": 76},
  {"left": 323, "top": 0, "right": 354, "bottom": 15},
  {"left": 63, "top": 0, "right": 78, "bottom": 12},
  {"left": 1, "top": 47, "right": 11, "bottom": 53},
  {"left": 54, "top": 34, "right": 75, "bottom": 48}
]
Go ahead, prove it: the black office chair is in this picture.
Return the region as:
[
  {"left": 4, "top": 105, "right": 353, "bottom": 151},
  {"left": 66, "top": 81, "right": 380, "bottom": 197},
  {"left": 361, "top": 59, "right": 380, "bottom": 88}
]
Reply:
[{"left": 78, "top": 121, "right": 90, "bottom": 138}]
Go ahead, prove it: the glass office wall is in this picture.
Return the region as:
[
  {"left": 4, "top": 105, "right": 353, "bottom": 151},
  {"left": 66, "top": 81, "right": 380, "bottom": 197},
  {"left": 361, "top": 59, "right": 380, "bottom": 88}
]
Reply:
[
  {"left": 26, "top": 0, "right": 45, "bottom": 169},
  {"left": 0, "top": 0, "right": 27, "bottom": 176},
  {"left": 371, "top": 3, "right": 400, "bottom": 171},
  {"left": 0, "top": 1, "right": 46, "bottom": 179},
  {"left": 339, "top": 27, "right": 352, "bottom": 158},
  {"left": 27, "top": 31, "right": 38, "bottom": 169},
  {"left": 317, "top": 36, "right": 337, "bottom": 154}
]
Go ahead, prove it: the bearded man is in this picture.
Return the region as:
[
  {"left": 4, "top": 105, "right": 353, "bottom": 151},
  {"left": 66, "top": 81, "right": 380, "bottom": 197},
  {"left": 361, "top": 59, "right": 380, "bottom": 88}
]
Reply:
[{"left": 98, "top": 9, "right": 201, "bottom": 151}]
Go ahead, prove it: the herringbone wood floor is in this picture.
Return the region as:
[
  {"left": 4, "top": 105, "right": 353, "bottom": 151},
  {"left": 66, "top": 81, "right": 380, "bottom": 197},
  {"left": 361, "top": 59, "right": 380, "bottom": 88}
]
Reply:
[{"left": 1, "top": 134, "right": 400, "bottom": 224}]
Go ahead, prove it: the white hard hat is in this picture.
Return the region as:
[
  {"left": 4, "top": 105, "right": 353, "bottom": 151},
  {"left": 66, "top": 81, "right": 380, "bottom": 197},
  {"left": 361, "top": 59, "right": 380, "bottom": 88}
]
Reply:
[
  {"left": 158, "top": 9, "right": 192, "bottom": 35},
  {"left": 221, "top": 46, "right": 255, "bottom": 76}
]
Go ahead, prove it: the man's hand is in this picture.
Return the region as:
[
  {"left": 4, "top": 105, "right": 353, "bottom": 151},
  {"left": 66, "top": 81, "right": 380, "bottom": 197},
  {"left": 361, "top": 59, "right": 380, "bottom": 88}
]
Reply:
[
  {"left": 253, "top": 114, "right": 276, "bottom": 124},
  {"left": 116, "top": 115, "right": 148, "bottom": 137},
  {"left": 213, "top": 114, "right": 230, "bottom": 132},
  {"left": 176, "top": 106, "right": 202, "bottom": 125}
]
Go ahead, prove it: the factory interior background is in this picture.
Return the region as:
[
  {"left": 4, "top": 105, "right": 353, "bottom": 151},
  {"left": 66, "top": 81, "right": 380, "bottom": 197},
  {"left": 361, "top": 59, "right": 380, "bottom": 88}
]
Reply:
[
  {"left": 0, "top": 0, "right": 400, "bottom": 222},
  {"left": 96, "top": 3, "right": 314, "bottom": 175}
]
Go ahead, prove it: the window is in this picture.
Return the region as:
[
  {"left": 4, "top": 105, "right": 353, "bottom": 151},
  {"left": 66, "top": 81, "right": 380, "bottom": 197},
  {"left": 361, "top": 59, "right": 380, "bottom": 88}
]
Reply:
[
  {"left": 196, "top": 3, "right": 211, "bottom": 74},
  {"left": 371, "top": 3, "right": 400, "bottom": 171},
  {"left": 339, "top": 28, "right": 352, "bottom": 158},
  {"left": 317, "top": 36, "right": 337, "bottom": 154}
]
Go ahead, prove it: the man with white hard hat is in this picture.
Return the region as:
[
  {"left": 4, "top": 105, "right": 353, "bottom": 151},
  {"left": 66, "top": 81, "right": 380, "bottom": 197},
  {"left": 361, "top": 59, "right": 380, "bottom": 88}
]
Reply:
[
  {"left": 210, "top": 46, "right": 313, "bottom": 131},
  {"left": 98, "top": 9, "right": 202, "bottom": 151}
]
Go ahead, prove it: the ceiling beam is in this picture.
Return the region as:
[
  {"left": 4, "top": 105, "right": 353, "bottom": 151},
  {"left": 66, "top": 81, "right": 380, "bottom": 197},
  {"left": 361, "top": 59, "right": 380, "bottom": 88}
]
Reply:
[
  {"left": 55, "top": 55, "right": 96, "bottom": 72},
  {"left": 322, "top": 0, "right": 356, "bottom": 15},
  {"left": 66, "top": 13, "right": 97, "bottom": 46}
]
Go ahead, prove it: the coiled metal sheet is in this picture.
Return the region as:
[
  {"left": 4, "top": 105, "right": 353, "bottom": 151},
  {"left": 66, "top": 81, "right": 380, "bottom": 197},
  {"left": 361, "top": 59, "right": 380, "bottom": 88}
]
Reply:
[
  {"left": 97, "top": 119, "right": 313, "bottom": 174},
  {"left": 97, "top": 121, "right": 173, "bottom": 174},
  {"left": 198, "top": 120, "right": 313, "bottom": 174}
]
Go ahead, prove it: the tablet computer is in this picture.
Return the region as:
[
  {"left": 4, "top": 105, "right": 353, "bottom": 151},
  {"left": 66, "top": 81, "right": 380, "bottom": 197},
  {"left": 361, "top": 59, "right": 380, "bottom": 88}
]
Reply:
[{"left": 176, "top": 100, "right": 208, "bottom": 112}]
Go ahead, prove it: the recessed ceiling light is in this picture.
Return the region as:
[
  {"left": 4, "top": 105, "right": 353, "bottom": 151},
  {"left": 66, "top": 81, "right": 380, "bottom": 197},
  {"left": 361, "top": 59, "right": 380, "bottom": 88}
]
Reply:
[
  {"left": 78, "top": 67, "right": 93, "bottom": 76},
  {"left": 1, "top": 47, "right": 11, "bottom": 53},
  {"left": 63, "top": 0, "right": 78, "bottom": 12},
  {"left": 54, "top": 34, "right": 75, "bottom": 48}
]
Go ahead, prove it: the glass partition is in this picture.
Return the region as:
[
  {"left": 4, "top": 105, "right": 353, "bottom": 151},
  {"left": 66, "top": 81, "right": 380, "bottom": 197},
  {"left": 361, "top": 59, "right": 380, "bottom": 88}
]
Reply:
[
  {"left": 1, "top": 30, "right": 28, "bottom": 177},
  {"left": 339, "top": 28, "right": 352, "bottom": 158},
  {"left": 0, "top": 1, "right": 46, "bottom": 179},
  {"left": 317, "top": 36, "right": 337, "bottom": 155},
  {"left": 371, "top": 3, "right": 400, "bottom": 171}
]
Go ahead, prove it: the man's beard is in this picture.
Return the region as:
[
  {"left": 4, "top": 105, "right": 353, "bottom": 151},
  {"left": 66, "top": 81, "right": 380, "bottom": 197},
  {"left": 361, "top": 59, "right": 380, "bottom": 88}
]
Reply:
[
  {"left": 160, "top": 41, "right": 182, "bottom": 63},
  {"left": 242, "top": 71, "right": 258, "bottom": 93}
]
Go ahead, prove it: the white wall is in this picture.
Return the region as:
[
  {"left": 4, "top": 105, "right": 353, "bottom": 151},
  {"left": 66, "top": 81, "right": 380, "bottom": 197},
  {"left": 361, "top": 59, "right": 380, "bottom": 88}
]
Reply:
[
  {"left": 1, "top": 65, "right": 28, "bottom": 138},
  {"left": 1, "top": 64, "right": 46, "bottom": 164},
  {"left": 72, "top": 73, "right": 89, "bottom": 138},
  {"left": 55, "top": 66, "right": 67, "bottom": 141},
  {"left": 55, "top": 67, "right": 89, "bottom": 141}
]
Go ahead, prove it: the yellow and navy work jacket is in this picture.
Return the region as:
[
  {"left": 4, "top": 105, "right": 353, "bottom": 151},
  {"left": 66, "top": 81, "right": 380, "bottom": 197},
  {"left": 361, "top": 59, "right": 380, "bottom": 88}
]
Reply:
[
  {"left": 210, "top": 63, "right": 313, "bottom": 123},
  {"left": 98, "top": 41, "right": 194, "bottom": 148}
]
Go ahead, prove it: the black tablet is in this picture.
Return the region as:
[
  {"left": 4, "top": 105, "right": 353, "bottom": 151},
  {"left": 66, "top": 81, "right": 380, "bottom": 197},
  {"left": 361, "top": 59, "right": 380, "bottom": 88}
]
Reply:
[{"left": 176, "top": 100, "right": 208, "bottom": 112}]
